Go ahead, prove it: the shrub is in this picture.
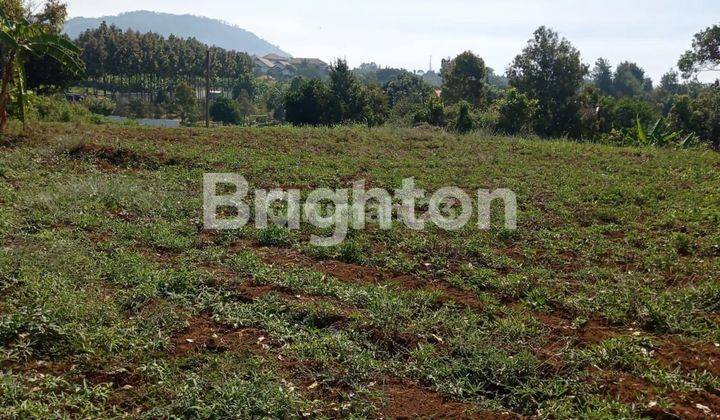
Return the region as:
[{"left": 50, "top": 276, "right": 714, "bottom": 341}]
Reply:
[
  {"left": 285, "top": 78, "right": 331, "bottom": 125},
  {"left": 495, "top": 88, "right": 538, "bottom": 135},
  {"left": 83, "top": 96, "right": 115, "bottom": 116},
  {"left": 360, "top": 84, "right": 389, "bottom": 127},
  {"left": 209, "top": 97, "right": 241, "bottom": 125},
  {"left": 413, "top": 96, "right": 445, "bottom": 127},
  {"left": 668, "top": 88, "right": 720, "bottom": 150},
  {"left": 26, "top": 95, "right": 93, "bottom": 123},
  {"left": 605, "top": 97, "right": 656, "bottom": 130},
  {"left": 174, "top": 81, "right": 198, "bottom": 125},
  {"left": 475, "top": 107, "right": 500, "bottom": 131},
  {"left": 451, "top": 100, "right": 474, "bottom": 133}
]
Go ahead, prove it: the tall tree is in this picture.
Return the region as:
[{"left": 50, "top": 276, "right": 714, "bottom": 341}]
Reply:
[
  {"left": 613, "top": 61, "right": 648, "bottom": 98},
  {"left": 507, "top": 26, "right": 588, "bottom": 137},
  {"left": 678, "top": 24, "right": 720, "bottom": 79},
  {"left": 285, "top": 77, "right": 331, "bottom": 126},
  {"left": 659, "top": 70, "right": 682, "bottom": 95},
  {"left": 328, "top": 59, "right": 365, "bottom": 124},
  {"left": 382, "top": 71, "right": 432, "bottom": 109},
  {"left": 591, "top": 58, "right": 614, "bottom": 96},
  {"left": 441, "top": 51, "right": 489, "bottom": 107},
  {"left": 174, "top": 80, "right": 197, "bottom": 125}
]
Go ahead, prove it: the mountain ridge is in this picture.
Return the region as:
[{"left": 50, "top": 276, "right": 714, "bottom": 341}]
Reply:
[{"left": 63, "top": 10, "right": 291, "bottom": 57}]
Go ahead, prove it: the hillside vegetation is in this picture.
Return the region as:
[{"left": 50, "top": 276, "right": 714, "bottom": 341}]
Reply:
[{"left": 1, "top": 124, "right": 719, "bottom": 418}]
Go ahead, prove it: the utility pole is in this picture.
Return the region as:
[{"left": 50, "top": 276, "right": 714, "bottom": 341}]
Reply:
[{"left": 205, "top": 49, "right": 210, "bottom": 128}]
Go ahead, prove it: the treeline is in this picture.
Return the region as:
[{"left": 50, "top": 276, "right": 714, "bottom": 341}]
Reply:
[
  {"left": 282, "top": 26, "right": 719, "bottom": 150},
  {"left": 36, "top": 14, "right": 719, "bottom": 150},
  {"left": 75, "top": 23, "right": 253, "bottom": 98}
]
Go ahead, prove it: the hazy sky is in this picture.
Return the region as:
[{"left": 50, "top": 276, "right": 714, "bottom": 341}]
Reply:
[{"left": 64, "top": 0, "right": 719, "bottom": 83}]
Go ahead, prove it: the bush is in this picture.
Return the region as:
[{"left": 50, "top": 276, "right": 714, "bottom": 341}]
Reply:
[
  {"left": 83, "top": 96, "right": 115, "bottom": 116},
  {"left": 495, "top": 88, "right": 538, "bottom": 135},
  {"left": 209, "top": 97, "right": 241, "bottom": 125},
  {"left": 475, "top": 107, "right": 500, "bottom": 131},
  {"left": 413, "top": 96, "right": 445, "bottom": 127},
  {"left": 451, "top": 100, "right": 474, "bottom": 133},
  {"left": 668, "top": 88, "right": 720, "bottom": 150},
  {"left": 26, "top": 95, "right": 93, "bottom": 123},
  {"left": 285, "top": 78, "right": 331, "bottom": 125},
  {"left": 174, "top": 81, "right": 198, "bottom": 125},
  {"left": 605, "top": 97, "right": 656, "bottom": 130},
  {"left": 361, "top": 84, "right": 389, "bottom": 127}
]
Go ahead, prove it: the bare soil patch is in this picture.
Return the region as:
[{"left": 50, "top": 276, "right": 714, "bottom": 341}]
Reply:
[{"left": 170, "top": 314, "right": 265, "bottom": 357}]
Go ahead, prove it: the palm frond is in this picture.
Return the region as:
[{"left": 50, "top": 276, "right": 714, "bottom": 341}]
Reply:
[{"left": 0, "top": 29, "right": 18, "bottom": 49}]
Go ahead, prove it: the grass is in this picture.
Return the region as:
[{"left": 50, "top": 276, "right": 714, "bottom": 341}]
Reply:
[{"left": 1, "top": 122, "right": 719, "bottom": 418}]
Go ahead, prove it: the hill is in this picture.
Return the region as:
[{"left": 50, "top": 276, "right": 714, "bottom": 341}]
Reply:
[
  {"left": 2, "top": 123, "right": 720, "bottom": 417},
  {"left": 63, "top": 10, "right": 290, "bottom": 57}
]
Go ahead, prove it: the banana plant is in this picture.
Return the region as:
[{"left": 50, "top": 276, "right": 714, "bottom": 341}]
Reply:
[
  {"left": 0, "top": 9, "right": 85, "bottom": 132},
  {"left": 635, "top": 115, "right": 697, "bottom": 148}
]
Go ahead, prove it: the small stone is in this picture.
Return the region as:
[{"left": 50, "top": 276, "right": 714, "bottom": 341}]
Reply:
[{"left": 695, "top": 403, "right": 710, "bottom": 413}]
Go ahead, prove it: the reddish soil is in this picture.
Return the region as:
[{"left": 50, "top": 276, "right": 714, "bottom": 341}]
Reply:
[
  {"left": 242, "top": 240, "right": 493, "bottom": 314},
  {"left": 170, "top": 314, "right": 265, "bottom": 357},
  {"left": 236, "top": 240, "right": 635, "bottom": 348},
  {"left": 111, "top": 232, "right": 720, "bottom": 419},
  {"left": 655, "top": 338, "right": 720, "bottom": 377},
  {"left": 600, "top": 371, "right": 720, "bottom": 419},
  {"left": 380, "top": 378, "right": 517, "bottom": 419}
]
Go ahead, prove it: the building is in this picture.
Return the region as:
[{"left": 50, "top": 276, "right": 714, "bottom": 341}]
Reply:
[{"left": 252, "top": 54, "right": 328, "bottom": 78}]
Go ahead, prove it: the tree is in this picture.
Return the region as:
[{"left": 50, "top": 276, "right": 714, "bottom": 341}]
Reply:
[
  {"left": 592, "top": 58, "right": 614, "bottom": 96},
  {"left": 284, "top": 77, "right": 331, "bottom": 125},
  {"left": 441, "top": 51, "right": 489, "bottom": 107},
  {"left": 232, "top": 73, "right": 256, "bottom": 100},
  {"left": 413, "top": 95, "right": 445, "bottom": 127},
  {"left": 659, "top": 70, "right": 682, "bottom": 95},
  {"left": 608, "top": 97, "right": 657, "bottom": 129},
  {"left": 74, "top": 24, "right": 253, "bottom": 99},
  {"left": 613, "top": 61, "right": 647, "bottom": 98},
  {"left": 235, "top": 89, "right": 254, "bottom": 124},
  {"left": 382, "top": 71, "right": 433, "bottom": 109},
  {"left": 507, "top": 27, "right": 588, "bottom": 137},
  {"left": 18, "top": 1, "right": 79, "bottom": 94},
  {"left": 174, "top": 81, "right": 197, "bottom": 125},
  {"left": 495, "top": 88, "right": 539, "bottom": 135},
  {"left": 209, "top": 97, "right": 240, "bottom": 125},
  {"left": 668, "top": 87, "right": 720, "bottom": 150},
  {"left": 452, "top": 100, "right": 474, "bottom": 133},
  {"left": 678, "top": 25, "right": 720, "bottom": 79},
  {"left": 24, "top": 46, "right": 83, "bottom": 93},
  {"left": 264, "top": 83, "right": 286, "bottom": 121},
  {"left": 0, "top": 6, "right": 85, "bottom": 132},
  {"left": 360, "top": 84, "right": 389, "bottom": 127},
  {"left": 328, "top": 59, "right": 365, "bottom": 123}
]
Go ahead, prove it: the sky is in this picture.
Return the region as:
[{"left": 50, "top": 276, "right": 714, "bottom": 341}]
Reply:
[{"left": 63, "top": 0, "right": 720, "bottom": 83}]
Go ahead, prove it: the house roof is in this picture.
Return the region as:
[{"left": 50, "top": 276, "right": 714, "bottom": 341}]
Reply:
[
  {"left": 254, "top": 56, "right": 276, "bottom": 68},
  {"left": 289, "top": 58, "right": 328, "bottom": 67},
  {"left": 263, "top": 53, "right": 287, "bottom": 61}
]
